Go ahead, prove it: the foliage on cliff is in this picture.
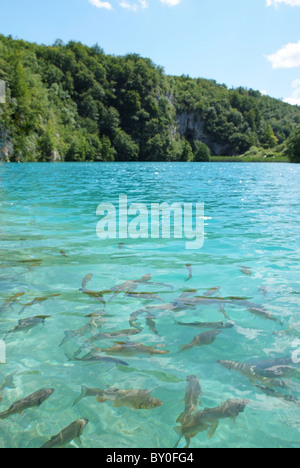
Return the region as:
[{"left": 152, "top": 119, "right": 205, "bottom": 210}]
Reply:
[
  {"left": 285, "top": 125, "right": 300, "bottom": 163},
  {"left": 0, "top": 35, "right": 299, "bottom": 162}
]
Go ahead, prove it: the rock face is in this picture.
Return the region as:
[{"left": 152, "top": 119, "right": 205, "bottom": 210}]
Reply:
[
  {"left": 51, "top": 150, "right": 61, "bottom": 162},
  {"left": 0, "top": 126, "right": 13, "bottom": 162},
  {"left": 0, "top": 80, "right": 5, "bottom": 104},
  {"left": 177, "top": 112, "right": 227, "bottom": 156},
  {"left": 0, "top": 140, "right": 14, "bottom": 162}
]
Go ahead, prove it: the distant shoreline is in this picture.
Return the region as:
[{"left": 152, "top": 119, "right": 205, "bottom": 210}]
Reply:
[
  {"left": 210, "top": 156, "right": 289, "bottom": 163},
  {"left": 1, "top": 158, "right": 292, "bottom": 164}
]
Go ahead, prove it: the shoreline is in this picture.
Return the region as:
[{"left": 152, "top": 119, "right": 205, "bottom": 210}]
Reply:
[
  {"left": 210, "top": 156, "right": 289, "bottom": 163},
  {"left": 0, "top": 158, "right": 292, "bottom": 164}
]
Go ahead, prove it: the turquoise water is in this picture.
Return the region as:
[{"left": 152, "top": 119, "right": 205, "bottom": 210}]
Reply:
[{"left": 0, "top": 162, "right": 300, "bottom": 448}]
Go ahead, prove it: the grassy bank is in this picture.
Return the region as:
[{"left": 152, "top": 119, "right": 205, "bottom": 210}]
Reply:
[
  {"left": 211, "top": 155, "right": 289, "bottom": 162},
  {"left": 211, "top": 146, "right": 289, "bottom": 162}
]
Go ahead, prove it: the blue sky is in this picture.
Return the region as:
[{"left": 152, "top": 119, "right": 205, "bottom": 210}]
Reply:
[{"left": 1, "top": 0, "right": 300, "bottom": 104}]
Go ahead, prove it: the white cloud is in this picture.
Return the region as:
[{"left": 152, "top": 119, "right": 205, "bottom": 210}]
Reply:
[
  {"left": 160, "top": 0, "right": 182, "bottom": 6},
  {"left": 88, "top": 0, "right": 113, "bottom": 9},
  {"left": 88, "top": 0, "right": 182, "bottom": 11},
  {"left": 284, "top": 79, "right": 300, "bottom": 105},
  {"left": 266, "top": 40, "right": 300, "bottom": 68},
  {"left": 266, "top": 0, "right": 300, "bottom": 6},
  {"left": 119, "top": 0, "right": 148, "bottom": 11}
]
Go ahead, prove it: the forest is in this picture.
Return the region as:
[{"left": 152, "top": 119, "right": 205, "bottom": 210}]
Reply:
[{"left": 1, "top": 34, "right": 300, "bottom": 163}]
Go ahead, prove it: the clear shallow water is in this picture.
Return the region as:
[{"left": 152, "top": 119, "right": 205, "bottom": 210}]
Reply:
[{"left": 0, "top": 162, "right": 299, "bottom": 448}]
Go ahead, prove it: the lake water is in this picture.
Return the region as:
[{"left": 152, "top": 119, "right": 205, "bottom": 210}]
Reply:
[{"left": 0, "top": 162, "right": 300, "bottom": 448}]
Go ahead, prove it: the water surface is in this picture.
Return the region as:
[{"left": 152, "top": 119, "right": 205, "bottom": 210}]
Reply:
[{"left": 0, "top": 162, "right": 299, "bottom": 448}]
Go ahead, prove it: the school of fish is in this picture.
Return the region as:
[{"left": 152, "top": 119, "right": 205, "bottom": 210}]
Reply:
[{"left": 0, "top": 261, "right": 299, "bottom": 448}]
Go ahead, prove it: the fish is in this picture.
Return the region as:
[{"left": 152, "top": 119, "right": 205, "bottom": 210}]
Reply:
[
  {"left": 135, "top": 275, "right": 173, "bottom": 291},
  {"left": 180, "top": 330, "right": 222, "bottom": 352},
  {"left": 185, "top": 264, "right": 193, "bottom": 282},
  {"left": 105, "top": 276, "right": 146, "bottom": 302},
  {"left": 249, "top": 357, "right": 295, "bottom": 370},
  {"left": 0, "top": 388, "right": 54, "bottom": 419},
  {"left": 218, "top": 304, "right": 231, "bottom": 321},
  {"left": 73, "top": 386, "right": 162, "bottom": 410},
  {"left": 40, "top": 418, "right": 89, "bottom": 448},
  {"left": 18, "top": 259, "right": 43, "bottom": 270},
  {"left": 5, "top": 292, "right": 26, "bottom": 302},
  {"left": 217, "top": 360, "right": 287, "bottom": 388},
  {"left": 0, "top": 373, "right": 16, "bottom": 402},
  {"left": 0, "top": 292, "right": 25, "bottom": 313},
  {"left": 19, "top": 294, "right": 61, "bottom": 315},
  {"left": 174, "top": 399, "right": 249, "bottom": 447},
  {"left": 72, "top": 386, "right": 103, "bottom": 406},
  {"left": 146, "top": 313, "right": 159, "bottom": 335},
  {"left": 59, "top": 312, "right": 109, "bottom": 347},
  {"left": 81, "top": 273, "right": 93, "bottom": 290},
  {"left": 97, "top": 341, "right": 170, "bottom": 357},
  {"left": 109, "top": 275, "right": 154, "bottom": 295},
  {"left": 19, "top": 259, "right": 43, "bottom": 264},
  {"left": 124, "top": 291, "right": 164, "bottom": 302},
  {"left": 203, "top": 287, "right": 221, "bottom": 297},
  {"left": 4, "top": 315, "right": 51, "bottom": 339},
  {"left": 273, "top": 328, "right": 298, "bottom": 338},
  {"left": 232, "top": 299, "right": 280, "bottom": 324},
  {"left": 97, "top": 388, "right": 162, "bottom": 409},
  {"left": 227, "top": 296, "right": 251, "bottom": 301},
  {"left": 65, "top": 352, "right": 129, "bottom": 367},
  {"left": 109, "top": 281, "right": 139, "bottom": 296},
  {"left": 182, "top": 296, "right": 232, "bottom": 308},
  {"left": 110, "top": 275, "right": 173, "bottom": 296},
  {"left": 117, "top": 366, "right": 184, "bottom": 383},
  {"left": 85, "top": 312, "right": 108, "bottom": 328},
  {"left": 175, "top": 320, "right": 234, "bottom": 330},
  {"left": 254, "top": 385, "right": 300, "bottom": 405},
  {"left": 88, "top": 328, "right": 143, "bottom": 344},
  {"left": 129, "top": 299, "right": 191, "bottom": 328},
  {"left": 176, "top": 375, "right": 202, "bottom": 424},
  {"left": 259, "top": 285, "right": 268, "bottom": 297},
  {"left": 129, "top": 307, "right": 155, "bottom": 328},
  {"left": 253, "top": 365, "right": 300, "bottom": 380},
  {"left": 73, "top": 385, "right": 162, "bottom": 410},
  {"left": 239, "top": 266, "right": 252, "bottom": 276},
  {"left": 59, "top": 323, "right": 93, "bottom": 347},
  {"left": 79, "top": 289, "right": 106, "bottom": 301},
  {"left": 178, "top": 290, "right": 198, "bottom": 299},
  {"left": 247, "top": 356, "right": 300, "bottom": 379}
]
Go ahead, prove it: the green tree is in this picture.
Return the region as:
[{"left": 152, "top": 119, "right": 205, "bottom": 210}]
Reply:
[
  {"left": 114, "top": 128, "right": 139, "bottom": 161},
  {"left": 100, "top": 135, "right": 115, "bottom": 161},
  {"left": 285, "top": 125, "right": 300, "bottom": 163},
  {"left": 193, "top": 141, "right": 211, "bottom": 161},
  {"left": 85, "top": 134, "right": 102, "bottom": 161},
  {"left": 261, "top": 123, "right": 277, "bottom": 149},
  {"left": 39, "top": 121, "right": 58, "bottom": 160},
  {"left": 10, "top": 58, "right": 29, "bottom": 101},
  {"left": 65, "top": 133, "right": 88, "bottom": 161},
  {"left": 180, "top": 139, "right": 194, "bottom": 161}
]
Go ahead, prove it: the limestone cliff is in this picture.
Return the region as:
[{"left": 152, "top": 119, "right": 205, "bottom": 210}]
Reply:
[{"left": 177, "top": 112, "right": 228, "bottom": 156}]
